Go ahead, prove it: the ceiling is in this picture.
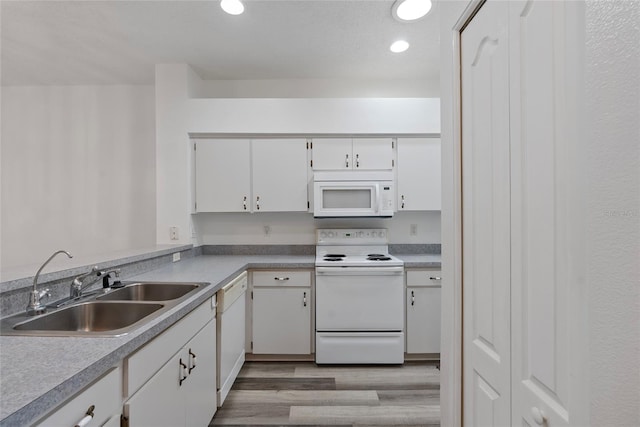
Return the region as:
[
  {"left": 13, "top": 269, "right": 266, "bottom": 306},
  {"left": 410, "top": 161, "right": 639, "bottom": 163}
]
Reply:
[{"left": 0, "top": 0, "right": 440, "bottom": 86}]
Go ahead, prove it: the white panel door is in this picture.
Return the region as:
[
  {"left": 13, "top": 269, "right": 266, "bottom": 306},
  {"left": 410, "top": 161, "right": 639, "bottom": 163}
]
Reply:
[
  {"left": 184, "top": 319, "right": 217, "bottom": 427},
  {"left": 252, "top": 139, "right": 308, "bottom": 212},
  {"left": 509, "top": 1, "right": 586, "bottom": 425},
  {"left": 352, "top": 138, "right": 393, "bottom": 170},
  {"left": 406, "top": 286, "right": 441, "bottom": 353},
  {"left": 312, "top": 138, "right": 352, "bottom": 170},
  {"left": 195, "top": 139, "right": 251, "bottom": 212},
  {"left": 252, "top": 287, "right": 311, "bottom": 354},
  {"left": 397, "top": 138, "right": 441, "bottom": 210},
  {"left": 461, "top": 1, "right": 512, "bottom": 425}
]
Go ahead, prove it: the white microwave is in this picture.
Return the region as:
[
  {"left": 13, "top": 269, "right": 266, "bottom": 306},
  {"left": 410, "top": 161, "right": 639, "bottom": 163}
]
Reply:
[{"left": 313, "top": 171, "right": 395, "bottom": 218}]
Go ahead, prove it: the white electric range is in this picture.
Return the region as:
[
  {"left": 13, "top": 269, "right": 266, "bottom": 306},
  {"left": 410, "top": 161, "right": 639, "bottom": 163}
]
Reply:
[{"left": 315, "top": 228, "right": 405, "bottom": 364}]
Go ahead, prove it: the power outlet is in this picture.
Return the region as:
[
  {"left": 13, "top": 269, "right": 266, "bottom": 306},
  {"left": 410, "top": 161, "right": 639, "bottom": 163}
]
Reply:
[
  {"left": 170, "top": 226, "right": 179, "bottom": 241},
  {"left": 264, "top": 225, "right": 271, "bottom": 235},
  {"left": 172, "top": 252, "right": 181, "bottom": 262},
  {"left": 410, "top": 224, "right": 418, "bottom": 236}
]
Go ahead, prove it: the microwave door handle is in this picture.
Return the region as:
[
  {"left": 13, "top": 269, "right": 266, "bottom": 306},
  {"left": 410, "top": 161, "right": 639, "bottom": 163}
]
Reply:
[{"left": 375, "top": 184, "right": 380, "bottom": 214}]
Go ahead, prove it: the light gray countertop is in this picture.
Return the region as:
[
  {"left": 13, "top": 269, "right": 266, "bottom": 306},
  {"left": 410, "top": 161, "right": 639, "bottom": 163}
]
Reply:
[{"left": 0, "top": 253, "right": 439, "bottom": 425}]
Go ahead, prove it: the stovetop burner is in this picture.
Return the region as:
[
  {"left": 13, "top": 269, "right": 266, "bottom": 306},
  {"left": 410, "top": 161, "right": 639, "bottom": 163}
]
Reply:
[
  {"left": 325, "top": 254, "right": 346, "bottom": 258},
  {"left": 367, "top": 255, "right": 392, "bottom": 261},
  {"left": 323, "top": 257, "right": 344, "bottom": 262}
]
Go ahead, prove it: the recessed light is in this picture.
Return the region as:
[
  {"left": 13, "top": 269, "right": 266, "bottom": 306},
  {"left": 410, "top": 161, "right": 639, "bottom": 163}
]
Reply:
[
  {"left": 392, "top": 0, "right": 432, "bottom": 22},
  {"left": 221, "top": 0, "right": 244, "bottom": 15},
  {"left": 390, "top": 40, "right": 410, "bottom": 53}
]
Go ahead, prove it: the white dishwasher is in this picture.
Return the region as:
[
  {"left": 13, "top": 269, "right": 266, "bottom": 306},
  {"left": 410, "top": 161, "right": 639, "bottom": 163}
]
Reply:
[{"left": 216, "top": 271, "right": 247, "bottom": 407}]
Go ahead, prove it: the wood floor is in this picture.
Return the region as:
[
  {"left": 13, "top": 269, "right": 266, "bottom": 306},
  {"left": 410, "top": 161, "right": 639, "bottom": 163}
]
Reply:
[{"left": 209, "top": 361, "right": 440, "bottom": 426}]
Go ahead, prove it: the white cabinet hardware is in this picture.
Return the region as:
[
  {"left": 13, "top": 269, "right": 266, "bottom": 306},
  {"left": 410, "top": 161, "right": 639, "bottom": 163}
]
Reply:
[{"left": 531, "top": 407, "right": 547, "bottom": 425}]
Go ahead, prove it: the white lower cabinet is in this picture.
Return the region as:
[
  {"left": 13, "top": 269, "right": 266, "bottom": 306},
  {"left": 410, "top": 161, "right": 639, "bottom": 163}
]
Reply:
[
  {"left": 251, "top": 270, "right": 312, "bottom": 355},
  {"left": 123, "top": 298, "right": 217, "bottom": 427},
  {"left": 406, "top": 269, "right": 442, "bottom": 354},
  {"left": 35, "top": 366, "right": 122, "bottom": 427}
]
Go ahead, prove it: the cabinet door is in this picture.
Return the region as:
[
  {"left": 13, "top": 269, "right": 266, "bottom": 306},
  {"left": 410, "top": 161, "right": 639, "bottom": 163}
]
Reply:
[
  {"left": 397, "top": 138, "right": 441, "bottom": 210},
  {"left": 184, "top": 319, "right": 217, "bottom": 427},
  {"left": 352, "top": 138, "right": 393, "bottom": 170},
  {"left": 252, "top": 139, "right": 308, "bottom": 212},
  {"left": 406, "top": 286, "right": 441, "bottom": 353},
  {"left": 312, "top": 138, "right": 352, "bottom": 170},
  {"left": 252, "top": 288, "right": 311, "bottom": 354},
  {"left": 195, "top": 139, "right": 251, "bottom": 212},
  {"left": 124, "top": 351, "right": 185, "bottom": 427}
]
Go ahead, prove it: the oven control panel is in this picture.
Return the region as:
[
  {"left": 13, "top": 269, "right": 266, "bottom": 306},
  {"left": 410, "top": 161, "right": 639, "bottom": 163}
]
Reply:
[{"left": 317, "top": 228, "right": 387, "bottom": 245}]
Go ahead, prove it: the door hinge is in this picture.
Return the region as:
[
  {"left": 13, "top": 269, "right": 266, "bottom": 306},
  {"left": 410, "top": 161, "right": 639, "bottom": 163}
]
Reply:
[
  {"left": 121, "top": 414, "right": 130, "bottom": 427},
  {"left": 251, "top": 341, "right": 253, "bottom": 350},
  {"left": 251, "top": 291, "right": 253, "bottom": 299},
  {"left": 392, "top": 159, "right": 395, "bottom": 167},
  {"left": 195, "top": 202, "right": 197, "bottom": 211},
  {"left": 392, "top": 140, "right": 394, "bottom": 149},
  {"left": 194, "top": 143, "right": 197, "bottom": 151}
]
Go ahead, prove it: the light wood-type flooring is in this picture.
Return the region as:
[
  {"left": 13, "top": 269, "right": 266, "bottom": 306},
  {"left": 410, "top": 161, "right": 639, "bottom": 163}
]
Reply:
[{"left": 209, "top": 361, "right": 440, "bottom": 426}]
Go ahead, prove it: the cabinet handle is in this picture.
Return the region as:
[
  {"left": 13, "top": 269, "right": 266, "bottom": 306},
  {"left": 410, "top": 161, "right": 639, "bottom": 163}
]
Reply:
[
  {"left": 274, "top": 277, "right": 290, "bottom": 281},
  {"left": 411, "top": 290, "right": 415, "bottom": 306},
  {"left": 356, "top": 153, "right": 360, "bottom": 168},
  {"left": 188, "top": 348, "right": 197, "bottom": 374},
  {"left": 401, "top": 194, "right": 405, "bottom": 209},
  {"left": 531, "top": 407, "right": 547, "bottom": 425},
  {"left": 73, "top": 405, "right": 95, "bottom": 427},
  {"left": 256, "top": 196, "right": 260, "bottom": 210},
  {"left": 429, "top": 276, "right": 442, "bottom": 281},
  {"left": 345, "top": 154, "right": 349, "bottom": 168},
  {"left": 179, "top": 358, "right": 188, "bottom": 386},
  {"left": 243, "top": 196, "right": 247, "bottom": 210},
  {"left": 303, "top": 291, "right": 307, "bottom": 307}
]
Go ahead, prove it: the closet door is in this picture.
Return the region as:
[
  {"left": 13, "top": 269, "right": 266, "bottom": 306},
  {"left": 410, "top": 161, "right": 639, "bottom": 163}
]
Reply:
[
  {"left": 461, "top": 1, "right": 512, "bottom": 425},
  {"left": 509, "top": 1, "right": 587, "bottom": 426}
]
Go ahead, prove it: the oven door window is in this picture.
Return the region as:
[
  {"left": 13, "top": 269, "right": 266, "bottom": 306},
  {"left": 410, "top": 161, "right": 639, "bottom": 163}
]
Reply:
[{"left": 322, "top": 188, "right": 372, "bottom": 209}]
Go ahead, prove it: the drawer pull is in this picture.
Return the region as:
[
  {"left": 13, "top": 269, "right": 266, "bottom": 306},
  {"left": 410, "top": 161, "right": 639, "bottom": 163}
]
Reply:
[
  {"left": 188, "top": 349, "right": 197, "bottom": 373},
  {"left": 274, "top": 277, "right": 290, "bottom": 281},
  {"left": 74, "top": 405, "right": 95, "bottom": 427},
  {"left": 429, "top": 276, "right": 442, "bottom": 281},
  {"left": 179, "top": 358, "right": 188, "bottom": 385}
]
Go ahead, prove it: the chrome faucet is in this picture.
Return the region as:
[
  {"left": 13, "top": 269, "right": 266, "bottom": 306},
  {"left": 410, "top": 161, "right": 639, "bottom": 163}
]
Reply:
[
  {"left": 69, "top": 266, "right": 101, "bottom": 299},
  {"left": 27, "top": 250, "right": 73, "bottom": 316}
]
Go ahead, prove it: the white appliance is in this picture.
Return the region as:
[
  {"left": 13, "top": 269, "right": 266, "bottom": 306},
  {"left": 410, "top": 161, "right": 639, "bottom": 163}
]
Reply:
[
  {"left": 315, "top": 228, "right": 405, "bottom": 364},
  {"left": 313, "top": 171, "right": 395, "bottom": 218},
  {"left": 216, "top": 271, "right": 247, "bottom": 407}
]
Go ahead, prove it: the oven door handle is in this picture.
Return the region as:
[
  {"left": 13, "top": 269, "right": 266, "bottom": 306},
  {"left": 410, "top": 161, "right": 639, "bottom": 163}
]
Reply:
[{"left": 316, "top": 266, "right": 404, "bottom": 276}]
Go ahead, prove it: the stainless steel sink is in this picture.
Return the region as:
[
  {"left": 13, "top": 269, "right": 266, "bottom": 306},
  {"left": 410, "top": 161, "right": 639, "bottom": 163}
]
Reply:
[
  {"left": 97, "top": 282, "right": 200, "bottom": 302},
  {"left": 1, "top": 281, "right": 207, "bottom": 337},
  {"left": 6, "top": 301, "right": 165, "bottom": 337}
]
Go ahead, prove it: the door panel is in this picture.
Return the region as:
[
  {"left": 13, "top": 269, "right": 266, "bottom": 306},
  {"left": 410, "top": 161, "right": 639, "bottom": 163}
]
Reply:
[
  {"left": 509, "top": 1, "right": 582, "bottom": 425},
  {"left": 461, "top": 1, "right": 511, "bottom": 425}
]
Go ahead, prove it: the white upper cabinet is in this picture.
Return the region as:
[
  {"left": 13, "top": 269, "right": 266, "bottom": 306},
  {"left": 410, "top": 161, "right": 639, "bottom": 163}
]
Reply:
[
  {"left": 195, "top": 139, "right": 251, "bottom": 212},
  {"left": 397, "top": 138, "right": 441, "bottom": 211},
  {"left": 312, "top": 138, "right": 393, "bottom": 170},
  {"left": 252, "top": 139, "right": 308, "bottom": 212},
  {"left": 194, "top": 138, "right": 308, "bottom": 213}
]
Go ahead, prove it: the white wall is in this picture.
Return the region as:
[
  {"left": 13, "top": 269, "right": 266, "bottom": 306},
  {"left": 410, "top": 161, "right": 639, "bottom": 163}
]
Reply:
[
  {"left": 585, "top": 1, "right": 640, "bottom": 425},
  {"left": 1, "top": 85, "right": 156, "bottom": 269},
  {"left": 197, "top": 78, "right": 440, "bottom": 98},
  {"left": 193, "top": 211, "right": 441, "bottom": 246},
  {"left": 155, "top": 64, "right": 442, "bottom": 246}
]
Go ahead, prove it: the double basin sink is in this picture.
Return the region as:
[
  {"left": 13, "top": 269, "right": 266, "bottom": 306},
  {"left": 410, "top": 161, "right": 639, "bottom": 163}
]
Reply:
[{"left": 0, "top": 282, "right": 203, "bottom": 337}]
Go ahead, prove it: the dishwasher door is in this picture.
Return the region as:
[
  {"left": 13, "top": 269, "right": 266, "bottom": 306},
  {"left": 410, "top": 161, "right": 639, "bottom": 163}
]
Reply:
[{"left": 216, "top": 271, "right": 247, "bottom": 407}]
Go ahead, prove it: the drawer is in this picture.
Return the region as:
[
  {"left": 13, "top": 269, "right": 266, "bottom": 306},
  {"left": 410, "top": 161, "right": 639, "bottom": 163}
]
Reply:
[
  {"left": 35, "top": 366, "right": 121, "bottom": 427},
  {"left": 252, "top": 270, "right": 311, "bottom": 287},
  {"left": 406, "top": 269, "right": 442, "bottom": 287}
]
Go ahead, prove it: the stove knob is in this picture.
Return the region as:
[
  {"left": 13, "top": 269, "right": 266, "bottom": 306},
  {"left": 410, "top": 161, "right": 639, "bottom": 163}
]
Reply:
[
  {"left": 328, "top": 231, "right": 335, "bottom": 238},
  {"left": 357, "top": 231, "right": 364, "bottom": 238},
  {"left": 320, "top": 231, "right": 327, "bottom": 239},
  {"left": 378, "top": 231, "right": 385, "bottom": 238}
]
